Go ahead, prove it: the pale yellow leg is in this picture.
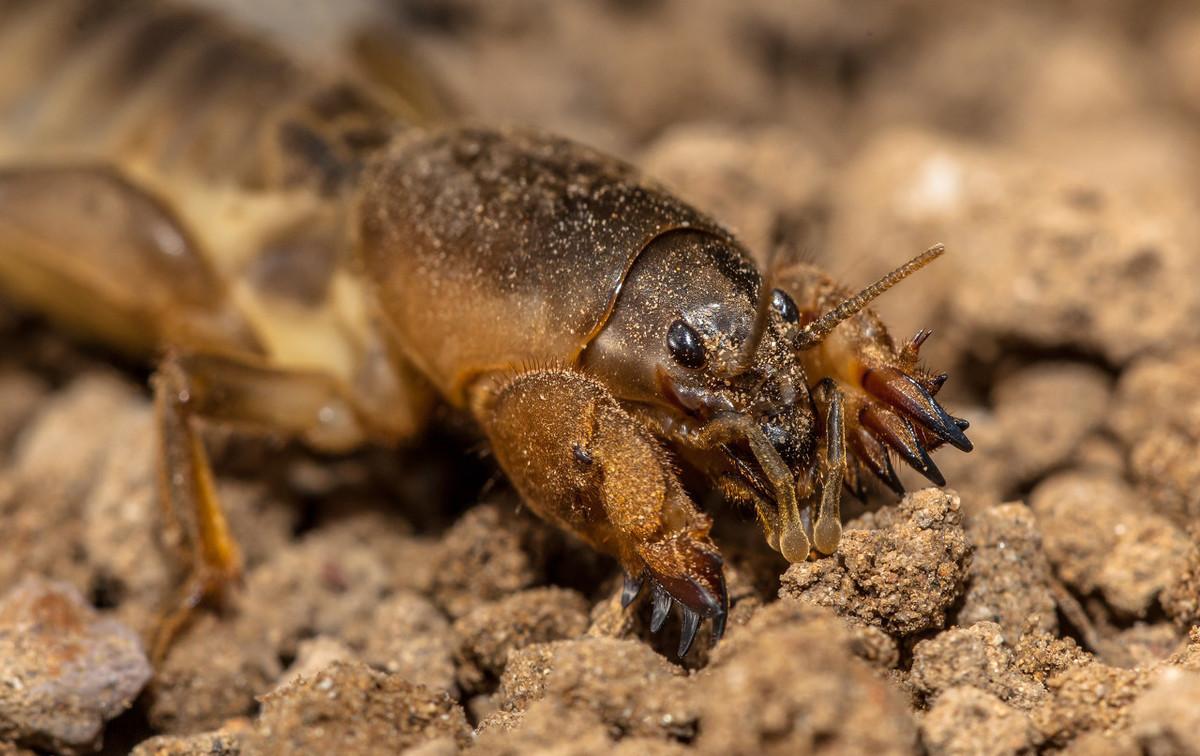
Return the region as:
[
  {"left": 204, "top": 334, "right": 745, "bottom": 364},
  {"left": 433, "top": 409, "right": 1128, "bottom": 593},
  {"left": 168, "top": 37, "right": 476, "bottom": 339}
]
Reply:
[{"left": 148, "top": 350, "right": 398, "bottom": 660}]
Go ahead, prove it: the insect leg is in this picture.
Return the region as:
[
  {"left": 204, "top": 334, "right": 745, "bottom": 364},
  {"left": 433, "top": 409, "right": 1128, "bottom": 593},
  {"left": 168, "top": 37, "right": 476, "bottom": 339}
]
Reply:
[
  {"left": 149, "top": 350, "right": 388, "bottom": 660},
  {"left": 471, "top": 368, "right": 727, "bottom": 655},
  {"left": 773, "top": 253, "right": 972, "bottom": 493},
  {"left": 0, "top": 163, "right": 431, "bottom": 660},
  {"left": 716, "top": 472, "right": 783, "bottom": 552},
  {"left": 688, "top": 414, "right": 811, "bottom": 563},
  {"left": 151, "top": 354, "right": 243, "bottom": 662},
  {"left": 811, "top": 379, "right": 847, "bottom": 554}
]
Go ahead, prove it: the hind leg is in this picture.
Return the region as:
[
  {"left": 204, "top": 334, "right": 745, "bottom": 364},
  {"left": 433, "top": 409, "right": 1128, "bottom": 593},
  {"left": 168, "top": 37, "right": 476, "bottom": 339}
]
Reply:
[
  {"left": 0, "top": 164, "right": 427, "bottom": 659},
  {"left": 149, "top": 350, "right": 398, "bottom": 659},
  {"left": 152, "top": 354, "right": 242, "bottom": 661},
  {"left": 0, "top": 164, "right": 250, "bottom": 656}
]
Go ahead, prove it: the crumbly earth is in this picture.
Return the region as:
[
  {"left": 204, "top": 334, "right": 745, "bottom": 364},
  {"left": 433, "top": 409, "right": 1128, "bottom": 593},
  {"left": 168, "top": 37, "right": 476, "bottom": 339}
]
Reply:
[
  {"left": 0, "top": 577, "right": 151, "bottom": 754},
  {"left": 3, "top": 1, "right": 1200, "bottom": 754}
]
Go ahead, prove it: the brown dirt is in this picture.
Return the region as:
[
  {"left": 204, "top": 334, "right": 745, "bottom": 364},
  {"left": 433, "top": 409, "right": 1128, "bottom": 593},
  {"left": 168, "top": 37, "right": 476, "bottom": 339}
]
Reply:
[{"left": 4, "top": 0, "right": 1200, "bottom": 754}]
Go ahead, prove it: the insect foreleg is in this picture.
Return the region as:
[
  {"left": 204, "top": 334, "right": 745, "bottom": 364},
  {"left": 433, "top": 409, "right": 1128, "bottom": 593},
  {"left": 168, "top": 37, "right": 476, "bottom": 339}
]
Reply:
[
  {"left": 774, "top": 252, "right": 972, "bottom": 496},
  {"left": 471, "top": 368, "right": 728, "bottom": 655}
]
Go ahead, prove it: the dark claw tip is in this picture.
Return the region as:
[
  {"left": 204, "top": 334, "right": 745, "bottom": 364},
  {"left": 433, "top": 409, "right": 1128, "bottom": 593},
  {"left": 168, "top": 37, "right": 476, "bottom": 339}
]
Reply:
[
  {"left": 621, "top": 572, "right": 644, "bottom": 608},
  {"left": 643, "top": 551, "right": 730, "bottom": 656},
  {"left": 907, "top": 439, "right": 945, "bottom": 492},
  {"left": 918, "top": 446, "right": 946, "bottom": 487},
  {"left": 938, "top": 414, "right": 973, "bottom": 452},
  {"left": 711, "top": 608, "right": 728, "bottom": 644},
  {"left": 922, "top": 396, "right": 972, "bottom": 453},
  {"left": 866, "top": 367, "right": 972, "bottom": 453},
  {"left": 649, "top": 584, "right": 672, "bottom": 633},
  {"left": 678, "top": 606, "right": 701, "bottom": 656},
  {"left": 882, "top": 452, "right": 906, "bottom": 497}
]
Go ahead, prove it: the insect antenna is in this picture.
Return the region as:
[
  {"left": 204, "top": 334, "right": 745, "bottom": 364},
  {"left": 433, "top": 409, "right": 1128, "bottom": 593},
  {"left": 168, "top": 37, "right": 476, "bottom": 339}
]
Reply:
[{"left": 792, "top": 244, "right": 945, "bottom": 350}]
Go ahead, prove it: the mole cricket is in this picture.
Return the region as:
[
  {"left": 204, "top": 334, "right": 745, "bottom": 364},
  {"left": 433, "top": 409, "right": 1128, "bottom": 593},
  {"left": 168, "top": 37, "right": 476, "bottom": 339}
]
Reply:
[{"left": 0, "top": 0, "right": 971, "bottom": 657}]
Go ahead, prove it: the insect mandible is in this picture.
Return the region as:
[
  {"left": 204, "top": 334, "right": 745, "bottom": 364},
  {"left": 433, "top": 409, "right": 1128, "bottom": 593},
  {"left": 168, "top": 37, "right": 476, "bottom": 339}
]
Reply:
[{"left": 0, "top": 0, "right": 971, "bottom": 657}]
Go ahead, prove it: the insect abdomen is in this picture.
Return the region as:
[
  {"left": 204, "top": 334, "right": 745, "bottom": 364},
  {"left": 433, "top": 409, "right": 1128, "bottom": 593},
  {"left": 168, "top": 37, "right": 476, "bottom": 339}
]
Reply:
[{"left": 0, "top": 0, "right": 397, "bottom": 194}]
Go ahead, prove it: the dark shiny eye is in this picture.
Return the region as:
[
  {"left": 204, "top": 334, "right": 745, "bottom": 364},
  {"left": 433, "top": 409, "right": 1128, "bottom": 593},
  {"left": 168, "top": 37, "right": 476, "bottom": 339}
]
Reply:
[
  {"left": 771, "top": 288, "right": 799, "bottom": 323},
  {"left": 666, "top": 319, "right": 706, "bottom": 368}
]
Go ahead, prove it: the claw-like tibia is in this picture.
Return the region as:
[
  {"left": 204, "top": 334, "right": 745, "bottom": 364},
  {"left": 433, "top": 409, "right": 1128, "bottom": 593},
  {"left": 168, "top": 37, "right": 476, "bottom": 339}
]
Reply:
[
  {"left": 779, "top": 246, "right": 970, "bottom": 497},
  {"left": 803, "top": 322, "right": 971, "bottom": 495},
  {"left": 860, "top": 401, "right": 945, "bottom": 486},
  {"left": 626, "top": 534, "right": 729, "bottom": 656},
  {"left": 844, "top": 332, "right": 971, "bottom": 492},
  {"left": 862, "top": 365, "right": 972, "bottom": 452}
]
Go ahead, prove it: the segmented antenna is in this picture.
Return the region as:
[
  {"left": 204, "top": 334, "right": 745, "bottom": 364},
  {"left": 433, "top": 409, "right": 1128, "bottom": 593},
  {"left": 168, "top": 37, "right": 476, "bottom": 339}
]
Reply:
[{"left": 793, "top": 244, "right": 946, "bottom": 350}]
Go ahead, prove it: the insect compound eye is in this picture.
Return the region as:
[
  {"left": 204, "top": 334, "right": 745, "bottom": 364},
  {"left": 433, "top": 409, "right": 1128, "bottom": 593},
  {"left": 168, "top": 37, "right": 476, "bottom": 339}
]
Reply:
[
  {"left": 771, "top": 288, "right": 799, "bottom": 323},
  {"left": 666, "top": 319, "right": 706, "bottom": 369}
]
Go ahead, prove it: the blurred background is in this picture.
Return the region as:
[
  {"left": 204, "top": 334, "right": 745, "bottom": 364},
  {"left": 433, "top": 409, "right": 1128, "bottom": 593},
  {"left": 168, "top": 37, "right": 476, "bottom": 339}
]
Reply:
[{"left": 206, "top": 0, "right": 1200, "bottom": 167}]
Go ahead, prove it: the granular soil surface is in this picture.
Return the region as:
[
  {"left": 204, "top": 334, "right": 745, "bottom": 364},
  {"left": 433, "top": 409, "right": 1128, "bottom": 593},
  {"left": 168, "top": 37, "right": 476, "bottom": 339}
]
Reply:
[{"left": 3, "top": 1, "right": 1200, "bottom": 754}]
